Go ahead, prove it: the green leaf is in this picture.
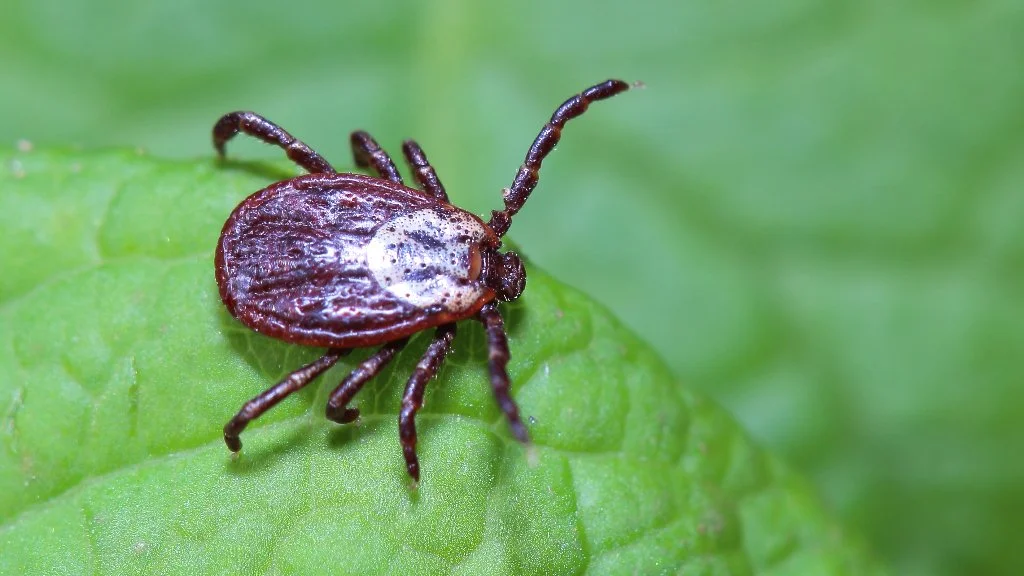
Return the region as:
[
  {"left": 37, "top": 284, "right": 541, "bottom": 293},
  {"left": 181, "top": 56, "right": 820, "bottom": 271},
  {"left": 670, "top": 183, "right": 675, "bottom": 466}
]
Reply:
[{"left": 0, "top": 149, "right": 879, "bottom": 574}]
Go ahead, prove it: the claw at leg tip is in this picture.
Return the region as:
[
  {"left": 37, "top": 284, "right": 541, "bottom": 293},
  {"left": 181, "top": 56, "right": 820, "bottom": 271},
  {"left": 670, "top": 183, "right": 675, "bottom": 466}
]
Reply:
[
  {"left": 511, "top": 421, "right": 531, "bottom": 445},
  {"left": 224, "top": 434, "right": 242, "bottom": 453}
]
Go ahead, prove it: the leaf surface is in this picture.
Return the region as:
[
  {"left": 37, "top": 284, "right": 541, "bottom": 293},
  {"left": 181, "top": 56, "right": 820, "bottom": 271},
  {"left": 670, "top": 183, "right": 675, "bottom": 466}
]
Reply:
[{"left": 0, "top": 150, "right": 880, "bottom": 575}]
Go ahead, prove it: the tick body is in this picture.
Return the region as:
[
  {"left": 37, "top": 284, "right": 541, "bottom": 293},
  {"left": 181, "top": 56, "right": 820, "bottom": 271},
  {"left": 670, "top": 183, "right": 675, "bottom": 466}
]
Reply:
[{"left": 214, "top": 79, "right": 633, "bottom": 482}]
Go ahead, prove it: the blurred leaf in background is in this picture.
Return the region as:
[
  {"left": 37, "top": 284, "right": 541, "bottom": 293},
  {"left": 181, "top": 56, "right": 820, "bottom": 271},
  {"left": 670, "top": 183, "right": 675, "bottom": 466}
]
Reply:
[{"left": 1, "top": 0, "right": 1022, "bottom": 574}]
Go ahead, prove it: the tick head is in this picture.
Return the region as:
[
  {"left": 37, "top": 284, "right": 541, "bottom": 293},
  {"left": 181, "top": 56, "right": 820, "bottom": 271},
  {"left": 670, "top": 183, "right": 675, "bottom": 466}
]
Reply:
[{"left": 483, "top": 250, "right": 526, "bottom": 302}]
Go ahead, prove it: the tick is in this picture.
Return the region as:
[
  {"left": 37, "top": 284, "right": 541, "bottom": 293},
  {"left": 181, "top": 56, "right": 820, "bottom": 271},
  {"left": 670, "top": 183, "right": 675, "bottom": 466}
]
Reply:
[{"left": 214, "top": 79, "right": 634, "bottom": 481}]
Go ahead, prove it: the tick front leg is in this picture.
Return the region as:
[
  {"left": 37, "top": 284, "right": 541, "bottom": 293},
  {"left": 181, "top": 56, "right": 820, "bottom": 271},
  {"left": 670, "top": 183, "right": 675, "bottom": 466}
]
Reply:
[
  {"left": 477, "top": 303, "right": 530, "bottom": 444},
  {"left": 325, "top": 338, "right": 409, "bottom": 424},
  {"left": 213, "top": 111, "right": 335, "bottom": 174},
  {"left": 224, "top": 348, "right": 348, "bottom": 452},
  {"left": 401, "top": 140, "right": 448, "bottom": 201},
  {"left": 488, "top": 79, "right": 633, "bottom": 237},
  {"left": 399, "top": 323, "right": 456, "bottom": 482},
  {"left": 350, "top": 130, "right": 403, "bottom": 184}
]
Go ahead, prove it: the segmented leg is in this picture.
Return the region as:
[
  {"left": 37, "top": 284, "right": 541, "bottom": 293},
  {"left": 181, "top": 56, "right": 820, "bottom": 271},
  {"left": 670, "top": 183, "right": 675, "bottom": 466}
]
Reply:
[
  {"left": 213, "top": 111, "right": 335, "bottom": 174},
  {"left": 224, "top": 348, "right": 348, "bottom": 451},
  {"left": 401, "top": 140, "right": 448, "bottom": 201},
  {"left": 488, "top": 79, "right": 633, "bottom": 237},
  {"left": 399, "top": 323, "right": 457, "bottom": 482},
  {"left": 477, "top": 302, "right": 530, "bottom": 443},
  {"left": 325, "top": 338, "right": 409, "bottom": 424},
  {"left": 350, "top": 130, "right": 403, "bottom": 183}
]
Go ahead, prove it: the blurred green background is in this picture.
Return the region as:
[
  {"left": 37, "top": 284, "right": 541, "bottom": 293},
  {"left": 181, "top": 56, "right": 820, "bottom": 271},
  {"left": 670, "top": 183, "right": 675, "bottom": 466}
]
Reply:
[{"left": 2, "top": 0, "right": 1022, "bottom": 574}]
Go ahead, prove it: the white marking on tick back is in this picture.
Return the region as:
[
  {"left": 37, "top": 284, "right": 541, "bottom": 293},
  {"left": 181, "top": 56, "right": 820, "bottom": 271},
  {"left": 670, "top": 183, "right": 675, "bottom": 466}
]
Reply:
[{"left": 366, "top": 208, "right": 488, "bottom": 311}]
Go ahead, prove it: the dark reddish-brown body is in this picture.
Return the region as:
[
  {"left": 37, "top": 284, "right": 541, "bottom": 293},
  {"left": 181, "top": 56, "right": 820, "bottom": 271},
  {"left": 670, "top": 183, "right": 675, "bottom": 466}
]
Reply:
[
  {"left": 212, "top": 78, "right": 634, "bottom": 483},
  {"left": 216, "top": 173, "right": 500, "bottom": 348}
]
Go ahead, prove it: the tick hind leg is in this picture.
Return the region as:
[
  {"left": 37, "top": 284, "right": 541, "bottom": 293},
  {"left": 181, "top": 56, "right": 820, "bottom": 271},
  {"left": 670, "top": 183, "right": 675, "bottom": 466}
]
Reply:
[
  {"left": 213, "top": 111, "right": 335, "bottom": 174},
  {"left": 478, "top": 303, "right": 530, "bottom": 444},
  {"left": 325, "top": 338, "right": 409, "bottom": 424},
  {"left": 350, "top": 131, "right": 403, "bottom": 183},
  {"left": 224, "top": 348, "right": 349, "bottom": 452},
  {"left": 401, "top": 140, "right": 448, "bottom": 201},
  {"left": 399, "top": 323, "right": 457, "bottom": 482}
]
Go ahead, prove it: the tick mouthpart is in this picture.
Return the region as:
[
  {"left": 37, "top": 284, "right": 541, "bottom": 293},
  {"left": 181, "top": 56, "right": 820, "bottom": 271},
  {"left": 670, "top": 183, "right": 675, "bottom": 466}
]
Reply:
[{"left": 483, "top": 250, "right": 526, "bottom": 302}]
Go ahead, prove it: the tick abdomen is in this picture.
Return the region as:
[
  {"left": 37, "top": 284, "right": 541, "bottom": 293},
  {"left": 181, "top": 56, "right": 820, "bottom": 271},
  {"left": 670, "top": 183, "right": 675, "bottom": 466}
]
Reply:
[{"left": 216, "top": 174, "right": 497, "bottom": 347}]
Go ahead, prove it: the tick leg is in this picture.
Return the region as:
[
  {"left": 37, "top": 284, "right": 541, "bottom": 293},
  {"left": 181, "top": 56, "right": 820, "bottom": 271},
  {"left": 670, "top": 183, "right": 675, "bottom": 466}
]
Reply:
[
  {"left": 350, "top": 130, "right": 403, "bottom": 184},
  {"left": 401, "top": 140, "right": 448, "bottom": 201},
  {"left": 488, "top": 79, "right": 633, "bottom": 237},
  {"left": 477, "top": 303, "right": 530, "bottom": 444},
  {"left": 325, "top": 338, "right": 409, "bottom": 424},
  {"left": 213, "top": 111, "right": 335, "bottom": 174},
  {"left": 399, "top": 323, "right": 456, "bottom": 482},
  {"left": 224, "top": 348, "right": 348, "bottom": 452}
]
